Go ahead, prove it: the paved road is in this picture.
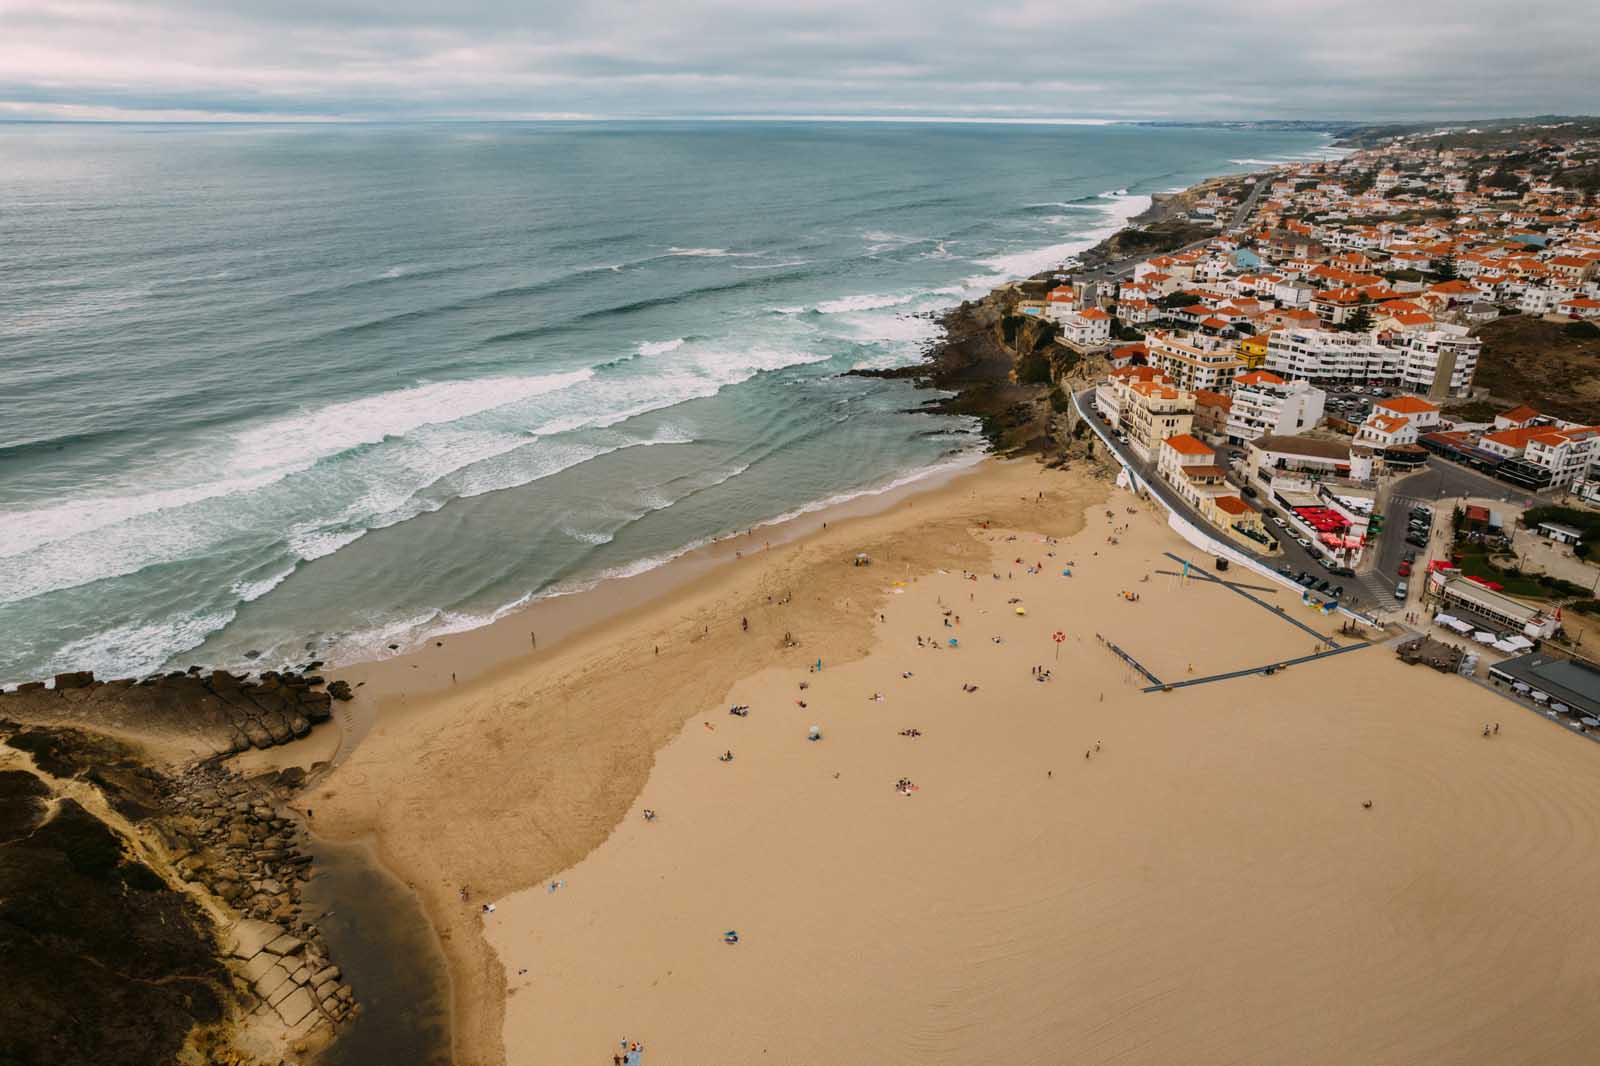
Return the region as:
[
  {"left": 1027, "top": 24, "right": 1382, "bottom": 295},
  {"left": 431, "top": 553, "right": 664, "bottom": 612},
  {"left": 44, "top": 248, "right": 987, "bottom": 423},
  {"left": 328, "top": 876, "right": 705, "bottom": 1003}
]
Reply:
[
  {"left": 1073, "top": 388, "right": 1344, "bottom": 595},
  {"left": 1077, "top": 174, "right": 1274, "bottom": 290},
  {"left": 1357, "top": 464, "right": 1548, "bottom": 601}
]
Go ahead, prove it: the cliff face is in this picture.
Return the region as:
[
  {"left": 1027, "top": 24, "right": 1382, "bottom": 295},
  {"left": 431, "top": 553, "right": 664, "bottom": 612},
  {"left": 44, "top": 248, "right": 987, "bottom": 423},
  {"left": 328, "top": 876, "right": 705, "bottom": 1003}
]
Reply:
[
  {"left": 0, "top": 727, "right": 235, "bottom": 1066},
  {"left": 0, "top": 676, "right": 361, "bottom": 1065}
]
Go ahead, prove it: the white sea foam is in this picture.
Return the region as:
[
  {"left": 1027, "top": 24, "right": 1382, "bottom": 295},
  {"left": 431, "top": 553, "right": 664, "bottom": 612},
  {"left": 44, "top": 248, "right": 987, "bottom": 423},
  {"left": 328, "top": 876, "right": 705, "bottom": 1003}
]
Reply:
[
  {"left": 230, "top": 566, "right": 298, "bottom": 604},
  {"left": 228, "top": 369, "right": 593, "bottom": 476},
  {"left": 380, "top": 266, "right": 407, "bottom": 279},
  {"left": 816, "top": 292, "right": 919, "bottom": 314},
  {"left": 287, "top": 527, "right": 368, "bottom": 562},
  {"left": 968, "top": 191, "right": 1151, "bottom": 283},
  {"left": 38, "top": 609, "right": 237, "bottom": 682},
  {"left": 637, "top": 337, "right": 685, "bottom": 357}
]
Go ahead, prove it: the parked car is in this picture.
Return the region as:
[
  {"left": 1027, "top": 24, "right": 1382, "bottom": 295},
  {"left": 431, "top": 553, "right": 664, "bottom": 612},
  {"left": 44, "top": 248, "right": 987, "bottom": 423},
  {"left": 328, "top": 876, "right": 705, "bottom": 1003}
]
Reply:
[
  {"left": 1316, "top": 579, "right": 1332, "bottom": 592},
  {"left": 1402, "top": 549, "right": 1417, "bottom": 563},
  {"left": 1271, "top": 516, "right": 1288, "bottom": 528},
  {"left": 1406, "top": 534, "right": 1427, "bottom": 548},
  {"left": 1262, "top": 507, "right": 1277, "bottom": 518},
  {"left": 1330, "top": 566, "right": 1356, "bottom": 577},
  {"left": 1398, "top": 561, "right": 1412, "bottom": 577},
  {"left": 1241, "top": 484, "right": 1258, "bottom": 498},
  {"left": 1395, "top": 580, "right": 1409, "bottom": 598},
  {"left": 1295, "top": 537, "right": 1313, "bottom": 549},
  {"left": 1331, "top": 585, "right": 1344, "bottom": 598},
  {"left": 1278, "top": 565, "right": 1295, "bottom": 576}
]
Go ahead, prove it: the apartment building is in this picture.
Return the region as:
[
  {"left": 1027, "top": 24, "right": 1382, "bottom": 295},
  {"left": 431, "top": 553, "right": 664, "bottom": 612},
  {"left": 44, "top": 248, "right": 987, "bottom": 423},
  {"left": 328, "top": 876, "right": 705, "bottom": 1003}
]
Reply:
[
  {"left": 1224, "top": 371, "right": 1326, "bottom": 445},
  {"left": 1384, "top": 329, "right": 1482, "bottom": 399},
  {"left": 1265, "top": 328, "right": 1397, "bottom": 386},
  {"left": 1144, "top": 329, "right": 1244, "bottom": 392}
]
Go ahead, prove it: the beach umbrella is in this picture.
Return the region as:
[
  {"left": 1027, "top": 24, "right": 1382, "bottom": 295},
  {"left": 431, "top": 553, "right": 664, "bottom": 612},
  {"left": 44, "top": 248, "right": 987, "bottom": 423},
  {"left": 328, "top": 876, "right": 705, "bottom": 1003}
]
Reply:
[
  {"left": 1052, "top": 630, "right": 1066, "bottom": 660},
  {"left": 1015, "top": 606, "right": 1027, "bottom": 615}
]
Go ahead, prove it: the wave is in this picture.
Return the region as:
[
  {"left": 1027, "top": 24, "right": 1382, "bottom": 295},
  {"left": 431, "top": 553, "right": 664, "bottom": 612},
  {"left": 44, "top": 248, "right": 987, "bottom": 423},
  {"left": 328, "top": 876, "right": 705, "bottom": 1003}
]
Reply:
[
  {"left": 637, "top": 337, "right": 686, "bottom": 357},
  {"left": 816, "top": 292, "right": 920, "bottom": 314},
  {"left": 968, "top": 191, "right": 1151, "bottom": 282}
]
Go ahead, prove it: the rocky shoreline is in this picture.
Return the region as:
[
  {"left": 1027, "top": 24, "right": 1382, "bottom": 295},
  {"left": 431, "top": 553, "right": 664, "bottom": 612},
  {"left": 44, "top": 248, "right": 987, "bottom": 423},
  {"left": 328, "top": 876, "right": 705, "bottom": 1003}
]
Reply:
[
  {"left": 847, "top": 171, "right": 1256, "bottom": 455},
  {"left": 0, "top": 670, "right": 360, "bottom": 1065}
]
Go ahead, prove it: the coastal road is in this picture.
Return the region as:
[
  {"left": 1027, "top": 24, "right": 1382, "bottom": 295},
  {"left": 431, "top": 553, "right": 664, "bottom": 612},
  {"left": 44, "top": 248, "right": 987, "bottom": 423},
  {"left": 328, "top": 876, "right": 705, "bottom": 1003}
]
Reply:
[
  {"left": 1072, "top": 389, "right": 1337, "bottom": 591},
  {"left": 1076, "top": 174, "right": 1275, "bottom": 291}
]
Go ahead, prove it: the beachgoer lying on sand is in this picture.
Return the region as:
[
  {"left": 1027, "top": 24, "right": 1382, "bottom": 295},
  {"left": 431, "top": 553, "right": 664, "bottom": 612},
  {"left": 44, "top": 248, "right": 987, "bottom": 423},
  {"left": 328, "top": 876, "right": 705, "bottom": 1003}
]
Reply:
[
  {"left": 643, "top": 809, "right": 657, "bottom": 822},
  {"left": 729, "top": 705, "right": 750, "bottom": 716},
  {"left": 724, "top": 930, "right": 740, "bottom": 944},
  {"left": 901, "top": 671, "right": 913, "bottom": 678},
  {"left": 719, "top": 750, "right": 734, "bottom": 762},
  {"left": 870, "top": 692, "right": 884, "bottom": 702}
]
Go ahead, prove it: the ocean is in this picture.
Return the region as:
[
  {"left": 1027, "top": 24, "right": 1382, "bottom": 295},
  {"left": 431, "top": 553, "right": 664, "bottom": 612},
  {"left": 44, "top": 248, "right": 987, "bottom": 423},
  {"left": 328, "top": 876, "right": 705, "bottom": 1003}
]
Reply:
[{"left": 0, "top": 121, "right": 1336, "bottom": 683}]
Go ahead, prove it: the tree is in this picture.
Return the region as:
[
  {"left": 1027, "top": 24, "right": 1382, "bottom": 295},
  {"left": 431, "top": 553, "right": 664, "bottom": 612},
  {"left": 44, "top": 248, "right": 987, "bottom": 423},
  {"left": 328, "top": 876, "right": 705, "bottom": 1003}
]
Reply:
[
  {"left": 1435, "top": 255, "right": 1458, "bottom": 281},
  {"left": 1344, "top": 305, "right": 1374, "bottom": 333}
]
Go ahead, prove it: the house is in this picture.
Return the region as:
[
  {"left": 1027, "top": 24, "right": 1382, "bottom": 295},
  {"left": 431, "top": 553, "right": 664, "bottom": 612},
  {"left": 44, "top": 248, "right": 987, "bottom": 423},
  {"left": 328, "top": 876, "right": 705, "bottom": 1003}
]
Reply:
[
  {"left": 1204, "top": 493, "right": 1272, "bottom": 548},
  {"left": 1248, "top": 433, "right": 1361, "bottom": 482},
  {"left": 1372, "top": 394, "right": 1441, "bottom": 432},
  {"left": 1524, "top": 427, "right": 1600, "bottom": 487},
  {"left": 1157, "top": 434, "right": 1231, "bottom": 509},
  {"left": 1559, "top": 297, "right": 1600, "bottom": 320},
  {"left": 1059, "top": 307, "right": 1112, "bottom": 349},
  {"left": 1237, "top": 333, "right": 1271, "bottom": 368},
  {"left": 1355, "top": 413, "right": 1417, "bottom": 448},
  {"left": 1494, "top": 404, "right": 1542, "bottom": 430},
  {"left": 1192, "top": 389, "right": 1233, "bottom": 442},
  {"left": 1106, "top": 373, "right": 1196, "bottom": 461}
]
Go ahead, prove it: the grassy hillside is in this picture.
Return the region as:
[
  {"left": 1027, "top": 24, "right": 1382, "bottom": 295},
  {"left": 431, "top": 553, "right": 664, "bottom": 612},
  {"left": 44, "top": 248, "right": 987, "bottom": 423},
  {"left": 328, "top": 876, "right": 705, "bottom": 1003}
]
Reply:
[{"left": 1471, "top": 317, "right": 1600, "bottom": 424}]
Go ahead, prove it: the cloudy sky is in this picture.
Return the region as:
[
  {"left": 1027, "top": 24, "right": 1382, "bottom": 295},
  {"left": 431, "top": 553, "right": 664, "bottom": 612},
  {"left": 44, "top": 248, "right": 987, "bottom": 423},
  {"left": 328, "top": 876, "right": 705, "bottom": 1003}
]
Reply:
[{"left": 3, "top": 0, "right": 1597, "bottom": 123}]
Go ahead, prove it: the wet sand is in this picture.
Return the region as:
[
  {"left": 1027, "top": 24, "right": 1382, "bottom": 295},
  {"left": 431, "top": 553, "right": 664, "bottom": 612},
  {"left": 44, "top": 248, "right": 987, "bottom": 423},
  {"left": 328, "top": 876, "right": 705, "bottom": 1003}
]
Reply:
[{"left": 313, "top": 457, "right": 1600, "bottom": 1065}]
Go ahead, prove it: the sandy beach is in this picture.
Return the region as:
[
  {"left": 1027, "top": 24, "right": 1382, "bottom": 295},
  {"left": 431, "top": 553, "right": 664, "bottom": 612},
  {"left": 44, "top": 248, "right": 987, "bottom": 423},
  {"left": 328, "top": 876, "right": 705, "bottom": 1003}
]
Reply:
[{"left": 310, "top": 457, "right": 1600, "bottom": 1065}]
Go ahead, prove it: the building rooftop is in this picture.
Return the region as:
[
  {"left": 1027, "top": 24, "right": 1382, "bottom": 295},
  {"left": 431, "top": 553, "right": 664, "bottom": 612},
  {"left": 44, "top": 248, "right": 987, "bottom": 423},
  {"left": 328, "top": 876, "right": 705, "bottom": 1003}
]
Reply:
[
  {"left": 1489, "top": 652, "right": 1600, "bottom": 716},
  {"left": 1251, "top": 434, "right": 1352, "bottom": 461},
  {"left": 1163, "top": 434, "right": 1214, "bottom": 457}
]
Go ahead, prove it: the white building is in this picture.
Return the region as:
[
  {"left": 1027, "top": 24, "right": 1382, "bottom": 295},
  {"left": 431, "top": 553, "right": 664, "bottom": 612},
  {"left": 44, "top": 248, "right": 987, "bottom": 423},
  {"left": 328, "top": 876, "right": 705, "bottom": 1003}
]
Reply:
[
  {"left": 1265, "top": 329, "right": 1397, "bottom": 386},
  {"left": 1525, "top": 427, "right": 1600, "bottom": 488},
  {"left": 1144, "top": 330, "right": 1244, "bottom": 393},
  {"left": 1059, "top": 307, "right": 1112, "bottom": 349},
  {"left": 1224, "top": 371, "right": 1326, "bottom": 444},
  {"left": 1385, "top": 329, "right": 1481, "bottom": 398}
]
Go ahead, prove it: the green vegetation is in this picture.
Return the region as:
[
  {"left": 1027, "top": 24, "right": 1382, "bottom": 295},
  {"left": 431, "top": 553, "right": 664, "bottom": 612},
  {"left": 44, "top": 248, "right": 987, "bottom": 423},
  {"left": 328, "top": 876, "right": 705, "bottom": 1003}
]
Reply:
[
  {"left": 1450, "top": 541, "right": 1591, "bottom": 599},
  {"left": 1343, "top": 305, "right": 1374, "bottom": 333}
]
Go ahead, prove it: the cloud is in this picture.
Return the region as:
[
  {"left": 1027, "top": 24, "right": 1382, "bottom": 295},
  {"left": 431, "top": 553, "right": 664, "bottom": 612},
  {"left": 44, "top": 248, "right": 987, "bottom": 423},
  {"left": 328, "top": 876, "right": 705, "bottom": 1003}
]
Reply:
[{"left": 1, "top": 0, "right": 1596, "bottom": 121}]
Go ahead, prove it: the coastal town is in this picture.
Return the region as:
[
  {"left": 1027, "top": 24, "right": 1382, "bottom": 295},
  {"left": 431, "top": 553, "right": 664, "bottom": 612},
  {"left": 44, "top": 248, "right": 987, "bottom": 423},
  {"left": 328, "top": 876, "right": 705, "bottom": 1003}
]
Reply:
[
  {"left": 8, "top": 119, "right": 1600, "bottom": 1066},
  {"left": 981, "top": 124, "right": 1600, "bottom": 728}
]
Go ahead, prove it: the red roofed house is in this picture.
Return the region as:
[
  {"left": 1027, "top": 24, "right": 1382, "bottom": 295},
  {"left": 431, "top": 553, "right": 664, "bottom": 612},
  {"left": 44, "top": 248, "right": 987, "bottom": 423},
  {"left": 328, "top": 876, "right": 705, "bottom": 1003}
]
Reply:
[
  {"left": 1060, "top": 306, "right": 1112, "bottom": 349},
  {"left": 1494, "top": 404, "right": 1542, "bottom": 430},
  {"left": 1373, "top": 394, "right": 1441, "bottom": 432}
]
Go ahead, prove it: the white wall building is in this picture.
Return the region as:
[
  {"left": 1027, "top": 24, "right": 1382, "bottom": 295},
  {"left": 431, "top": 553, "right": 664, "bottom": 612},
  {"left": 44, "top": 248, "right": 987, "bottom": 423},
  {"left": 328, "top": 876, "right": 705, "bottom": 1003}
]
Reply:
[
  {"left": 1225, "top": 371, "right": 1326, "bottom": 444},
  {"left": 1386, "top": 329, "right": 1481, "bottom": 398},
  {"left": 1265, "top": 329, "right": 1397, "bottom": 386}
]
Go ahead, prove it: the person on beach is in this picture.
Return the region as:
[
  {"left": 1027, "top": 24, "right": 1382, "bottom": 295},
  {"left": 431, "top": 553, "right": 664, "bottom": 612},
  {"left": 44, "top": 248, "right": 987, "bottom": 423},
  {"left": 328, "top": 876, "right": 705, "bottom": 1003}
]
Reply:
[{"left": 741, "top": 616, "right": 748, "bottom": 632}]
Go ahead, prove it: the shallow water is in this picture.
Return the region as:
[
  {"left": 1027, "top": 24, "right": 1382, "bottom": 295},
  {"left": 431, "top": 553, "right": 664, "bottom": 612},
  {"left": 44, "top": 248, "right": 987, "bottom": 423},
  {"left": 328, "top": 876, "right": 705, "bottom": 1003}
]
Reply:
[{"left": 300, "top": 837, "right": 452, "bottom": 1066}]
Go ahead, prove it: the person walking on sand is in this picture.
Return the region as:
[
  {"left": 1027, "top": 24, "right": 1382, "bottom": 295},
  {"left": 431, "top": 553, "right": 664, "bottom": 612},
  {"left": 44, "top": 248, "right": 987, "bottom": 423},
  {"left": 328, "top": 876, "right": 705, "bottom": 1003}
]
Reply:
[{"left": 742, "top": 616, "right": 748, "bottom": 632}]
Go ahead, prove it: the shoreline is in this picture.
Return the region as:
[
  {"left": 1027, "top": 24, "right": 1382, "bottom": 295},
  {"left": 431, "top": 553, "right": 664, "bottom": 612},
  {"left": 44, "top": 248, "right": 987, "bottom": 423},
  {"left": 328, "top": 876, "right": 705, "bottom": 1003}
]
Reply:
[
  {"left": 1, "top": 155, "right": 1289, "bottom": 1065},
  {"left": 308, "top": 454, "right": 1112, "bottom": 1066}
]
